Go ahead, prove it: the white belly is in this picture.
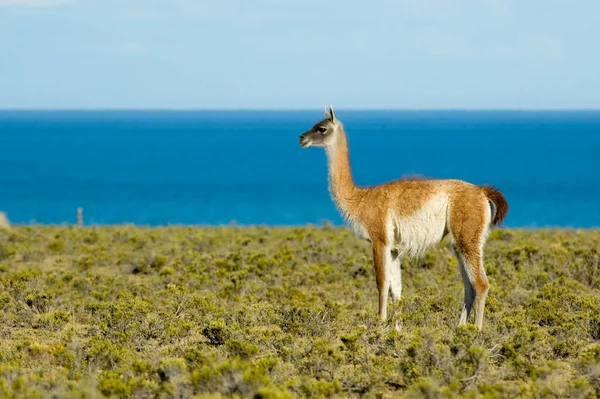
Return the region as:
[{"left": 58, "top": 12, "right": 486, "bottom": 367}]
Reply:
[{"left": 388, "top": 194, "right": 449, "bottom": 258}]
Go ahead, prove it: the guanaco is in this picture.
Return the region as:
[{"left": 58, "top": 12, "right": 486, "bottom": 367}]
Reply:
[{"left": 298, "top": 106, "right": 508, "bottom": 329}]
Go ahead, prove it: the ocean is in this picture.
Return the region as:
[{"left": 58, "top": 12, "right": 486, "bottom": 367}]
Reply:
[{"left": 0, "top": 110, "right": 599, "bottom": 228}]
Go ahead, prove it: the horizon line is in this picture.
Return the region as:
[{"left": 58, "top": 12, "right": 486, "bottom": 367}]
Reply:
[{"left": 1, "top": 107, "right": 600, "bottom": 112}]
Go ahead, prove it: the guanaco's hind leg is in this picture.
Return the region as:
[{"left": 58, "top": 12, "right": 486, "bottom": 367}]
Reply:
[
  {"left": 450, "top": 192, "right": 492, "bottom": 330},
  {"left": 453, "top": 244, "right": 476, "bottom": 325},
  {"left": 453, "top": 240, "right": 490, "bottom": 330},
  {"left": 473, "top": 260, "right": 489, "bottom": 329},
  {"left": 453, "top": 244, "right": 489, "bottom": 329}
]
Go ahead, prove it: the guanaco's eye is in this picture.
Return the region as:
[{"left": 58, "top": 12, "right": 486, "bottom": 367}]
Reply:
[{"left": 317, "top": 126, "right": 327, "bottom": 134}]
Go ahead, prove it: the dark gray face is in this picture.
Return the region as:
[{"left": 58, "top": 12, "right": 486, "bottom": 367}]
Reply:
[
  {"left": 299, "top": 118, "right": 336, "bottom": 148},
  {"left": 299, "top": 106, "right": 338, "bottom": 149}
]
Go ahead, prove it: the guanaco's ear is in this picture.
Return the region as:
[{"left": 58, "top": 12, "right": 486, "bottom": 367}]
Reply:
[{"left": 324, "top": 105, "right": 336, "bottom": 122}]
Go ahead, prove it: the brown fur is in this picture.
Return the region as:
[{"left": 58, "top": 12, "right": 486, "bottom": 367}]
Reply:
[
  {"left": 479, "top": 185, "right": 509, "bottom": 226},
  {"left": 371, "top": 241, "right": 387, "bottom": 316},
  {"left": 448, "top": 182, "right": 488, "bottom": 249},
  {"left": 400, "top": 173, "right": 429, "bottom": 181},
  {"left": 327, "top": 142, "right": 443, "bottom": 242},
  {"left": 299, "top": 107, "right": 509, "bottom": 329}
]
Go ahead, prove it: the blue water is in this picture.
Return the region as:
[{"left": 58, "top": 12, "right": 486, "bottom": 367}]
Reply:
[{"left": 0, "top": 110, "right": 599, "bottom": 228}]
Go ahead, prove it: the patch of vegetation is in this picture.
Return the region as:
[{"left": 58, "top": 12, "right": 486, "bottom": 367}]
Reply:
[{"left": 0, "top": 225, "right": 599, "bottom": 398}]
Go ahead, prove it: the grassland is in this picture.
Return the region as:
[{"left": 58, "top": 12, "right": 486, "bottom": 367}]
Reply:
[{"left": 0, "top": 225, "right": 599, "bottom": 398}]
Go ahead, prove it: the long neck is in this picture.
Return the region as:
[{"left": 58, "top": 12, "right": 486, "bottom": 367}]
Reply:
[{"left": 325, "top": 129, "right": 358, "bottom": 218}]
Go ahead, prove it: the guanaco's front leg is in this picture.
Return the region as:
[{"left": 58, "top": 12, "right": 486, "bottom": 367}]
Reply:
[{"left": 372, "top": 241, "right": 389, "bottom": 320}]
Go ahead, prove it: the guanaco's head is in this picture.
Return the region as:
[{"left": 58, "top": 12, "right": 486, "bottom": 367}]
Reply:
[{"left": 299, "top": 106, "right": 342, "bottom": 149}]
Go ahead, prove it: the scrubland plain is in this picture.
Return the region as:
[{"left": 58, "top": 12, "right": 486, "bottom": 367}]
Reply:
[{"left": 0, "top": 226, "right": 599, "bottom": 398}]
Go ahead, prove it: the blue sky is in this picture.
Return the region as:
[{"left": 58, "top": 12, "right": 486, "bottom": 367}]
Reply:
[{"left": 0, "top": 0, "right": 598, "bottom": 109}]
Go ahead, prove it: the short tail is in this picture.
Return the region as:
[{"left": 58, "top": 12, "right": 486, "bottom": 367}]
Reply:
[{"left": 480, "top": 185, "right": 508, "bottom": 227}]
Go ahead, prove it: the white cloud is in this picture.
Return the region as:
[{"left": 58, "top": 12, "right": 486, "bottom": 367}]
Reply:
[{"left": 0, "top": 0, "right": 74, "bottom": 6}]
